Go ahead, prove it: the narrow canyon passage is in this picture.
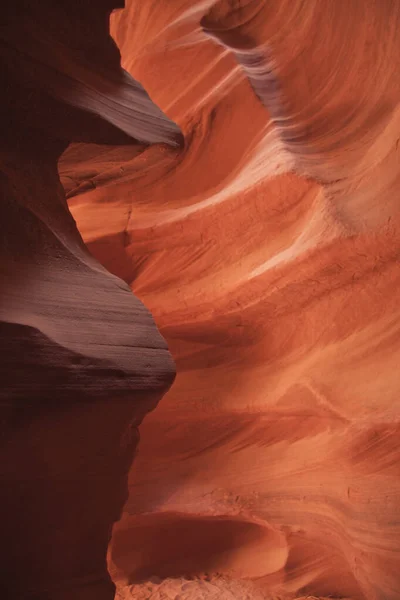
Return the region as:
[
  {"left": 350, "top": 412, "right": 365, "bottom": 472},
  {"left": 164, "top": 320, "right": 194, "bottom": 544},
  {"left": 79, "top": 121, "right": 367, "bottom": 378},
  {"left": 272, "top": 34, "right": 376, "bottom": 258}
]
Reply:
[{"left": 1, "top": 1, "right": 399, "bottom": 599}]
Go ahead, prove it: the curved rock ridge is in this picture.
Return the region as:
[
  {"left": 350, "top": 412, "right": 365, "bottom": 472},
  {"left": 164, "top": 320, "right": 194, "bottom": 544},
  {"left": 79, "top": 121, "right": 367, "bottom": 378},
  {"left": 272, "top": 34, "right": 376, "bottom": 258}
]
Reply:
[
  {"left": 0, "top": 0, "right": 183, "bottom": 147},
  {"left": 0, "top": 1, "right": 181, "bottom": 599},
  {"left": 57, "top": 1, "right": 400, "bottom": 599},
  {"left": 201, "top": 0, "right": 400, "bottom": 227}
]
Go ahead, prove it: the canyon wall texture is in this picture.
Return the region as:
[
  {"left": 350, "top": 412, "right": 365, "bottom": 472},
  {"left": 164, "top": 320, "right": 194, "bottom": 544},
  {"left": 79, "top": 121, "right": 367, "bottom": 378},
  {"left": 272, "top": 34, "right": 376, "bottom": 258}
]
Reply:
[
  {"left": 61, "top": 1, "right": 400, "bottom": 599},
  {"left": 0, "top": 2, "right": 179, "bottom": 598},
  {"left": 1, "top": 0, "right": 399, "bottom": 599}
]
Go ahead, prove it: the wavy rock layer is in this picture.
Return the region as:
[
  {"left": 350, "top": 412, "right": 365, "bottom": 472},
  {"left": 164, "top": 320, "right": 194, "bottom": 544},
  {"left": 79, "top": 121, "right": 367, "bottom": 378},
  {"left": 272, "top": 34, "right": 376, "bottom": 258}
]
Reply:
[
  {"left": 0, "top": 1, "right": 178, "bottom": 598},
  {"left": 59, "top": 1, "right": 400, "bottom": 599},
  {"left": 0, "top": 0, "right": 183, "bottom": 147}
]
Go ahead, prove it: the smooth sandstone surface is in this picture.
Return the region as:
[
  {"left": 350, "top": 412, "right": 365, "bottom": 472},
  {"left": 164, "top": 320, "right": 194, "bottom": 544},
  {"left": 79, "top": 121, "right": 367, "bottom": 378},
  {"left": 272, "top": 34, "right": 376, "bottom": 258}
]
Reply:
[
  {"left": 0, "top": 1, "right": 177, "bottom": 598},
  {"left": 62, "top": 1, "right": 400, "bottom": 599},
  {"left": 1, "top": 0, "right": 399, "bottom": 599}
]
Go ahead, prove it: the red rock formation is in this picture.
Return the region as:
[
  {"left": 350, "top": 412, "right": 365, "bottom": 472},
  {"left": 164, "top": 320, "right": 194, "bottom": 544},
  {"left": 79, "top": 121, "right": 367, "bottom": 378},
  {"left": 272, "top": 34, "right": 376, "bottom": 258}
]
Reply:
[
  {"left": 2, "top": 0, "right": 400, "bottom": 599},
  {"left": 62, "top": 1, "right": 400, "bottom": 599},
  {"left": 0, "top": 2, "right": 179, "bottom": 598}
]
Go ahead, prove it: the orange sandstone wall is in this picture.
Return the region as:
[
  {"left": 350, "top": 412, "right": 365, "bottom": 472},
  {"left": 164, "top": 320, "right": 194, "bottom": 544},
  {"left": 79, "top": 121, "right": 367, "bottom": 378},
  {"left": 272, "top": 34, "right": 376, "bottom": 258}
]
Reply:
[{"left": 60, "top": 1, "right": 400, "bottom": 599}]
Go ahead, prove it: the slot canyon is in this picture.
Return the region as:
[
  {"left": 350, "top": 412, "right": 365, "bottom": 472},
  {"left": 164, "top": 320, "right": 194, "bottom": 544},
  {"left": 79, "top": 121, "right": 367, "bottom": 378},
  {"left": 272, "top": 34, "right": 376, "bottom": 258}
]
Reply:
[{"left": 1, "top": 1, "right": 399, "bottom": 599}]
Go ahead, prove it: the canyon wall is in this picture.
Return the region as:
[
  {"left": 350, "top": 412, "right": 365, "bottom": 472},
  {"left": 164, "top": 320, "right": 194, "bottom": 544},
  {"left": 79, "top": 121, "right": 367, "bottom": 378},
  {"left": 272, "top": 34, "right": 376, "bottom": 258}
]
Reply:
[
  {"left": 62, "top": 1, "right": 400, "bottom": 599},
  {"left": 0, "top": 2, "right": 179, "bottom": 598},
  {"left": 0, "top": 0, "right": 399, "bottom": 599}
]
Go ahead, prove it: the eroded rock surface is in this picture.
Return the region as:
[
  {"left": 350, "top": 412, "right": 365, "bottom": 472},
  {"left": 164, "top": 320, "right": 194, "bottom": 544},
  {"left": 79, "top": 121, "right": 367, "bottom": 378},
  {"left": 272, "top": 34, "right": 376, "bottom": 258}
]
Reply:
[
  {"left": 1, "top": 0, "right": 400, "bottom": 599},
  {"left": 62, "top": 1, "right": 400, "bottom": 599},
  {"left": 0, "top": 1, "right": 178, "bottom": 598}
]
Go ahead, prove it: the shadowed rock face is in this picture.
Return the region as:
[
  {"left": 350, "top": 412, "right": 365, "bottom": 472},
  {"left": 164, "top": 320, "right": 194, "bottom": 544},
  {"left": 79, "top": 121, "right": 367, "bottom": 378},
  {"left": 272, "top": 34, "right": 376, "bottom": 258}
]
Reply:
[
  {"left": 0, "top": 0, "right": 184, "bottom": 147},
  {"left": 0, "top": 1, "right": 180, "bottom": 598}
]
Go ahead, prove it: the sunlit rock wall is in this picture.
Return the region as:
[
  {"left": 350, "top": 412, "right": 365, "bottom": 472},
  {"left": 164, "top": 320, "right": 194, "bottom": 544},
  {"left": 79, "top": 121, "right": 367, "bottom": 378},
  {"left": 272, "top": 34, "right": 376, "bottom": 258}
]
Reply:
[{"left": 60, "top": 1, "right": 400, "bottom": 599}]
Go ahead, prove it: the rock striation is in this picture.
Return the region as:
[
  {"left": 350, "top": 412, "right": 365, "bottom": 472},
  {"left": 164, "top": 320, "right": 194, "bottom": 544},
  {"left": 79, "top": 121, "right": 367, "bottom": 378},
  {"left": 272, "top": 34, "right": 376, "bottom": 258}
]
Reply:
[
  {"left": 1, "top": 1, "right": 400, "bottom": 599},
  {"left": 0, "top": 1, "right": 180, "bottom": 598}
]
